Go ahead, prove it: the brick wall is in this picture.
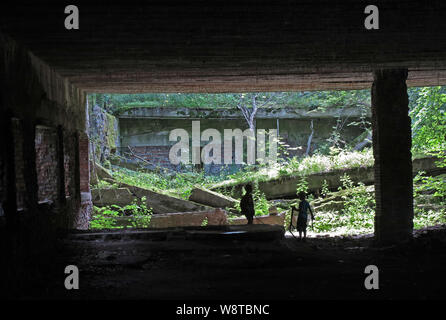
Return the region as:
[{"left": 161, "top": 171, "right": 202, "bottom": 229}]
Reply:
[
  {"left": 79, "top": 133, "right": 90, "bottom": 193},
  {"left": 35, "top": 126, "right": 58, "bottom": 203},
  {"left": 63, "top": 131, "right": 76, "bottom": 198},
  {"left": 132, "top": 145, "right": 176, "bottom": 170}
]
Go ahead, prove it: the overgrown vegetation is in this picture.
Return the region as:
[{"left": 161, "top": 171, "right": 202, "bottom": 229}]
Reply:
[
  {"left": 213, "top": 148, "right": 374, "bottom": 190},
  {"left": 89, "top": 86, "right": 446, "bottom": 234},
  {"left": 111, "top": 167, "right": 227, "bottom": 199},
  {"left": 90, "top": 197, "right": 153, "bottom": 229},
  {"left": 310, "top": 174, "right": 375, "bottom": 234},
  {"left": 89, "top": 91, "right": 371, "bottom": 116}
]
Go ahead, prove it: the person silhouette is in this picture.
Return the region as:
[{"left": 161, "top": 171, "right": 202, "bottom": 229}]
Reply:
[
  {"left": 291, "top": 191, "right": 314, "bottom": 241},
  {"left": 240, "top": 184, "right": 255, "bottom": 225}
]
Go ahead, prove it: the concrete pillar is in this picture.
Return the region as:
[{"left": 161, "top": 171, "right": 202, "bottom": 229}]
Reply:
[
  {"left": 371, "top": 69, "right": 413, "bottom": 244},
  {"left": 76, "top": 131, "right": 92, "bottom": 229}
]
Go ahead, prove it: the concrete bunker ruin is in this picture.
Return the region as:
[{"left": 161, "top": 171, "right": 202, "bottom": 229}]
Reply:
[{"left": 2, "top": 1, "right": 446, "bottom": 247}]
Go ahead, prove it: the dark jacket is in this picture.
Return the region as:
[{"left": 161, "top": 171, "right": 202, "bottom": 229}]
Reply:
[{"left": 240, "top": 193, "right": 255, "bottom": 218}]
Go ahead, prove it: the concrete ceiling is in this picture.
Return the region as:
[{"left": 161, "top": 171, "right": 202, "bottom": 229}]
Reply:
[{"left": 2, "top": 1, "right": 446, "bottom": 93}]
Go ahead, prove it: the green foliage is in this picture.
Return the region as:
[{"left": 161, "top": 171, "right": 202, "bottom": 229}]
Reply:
[
  {"left": 295, "top": 177, "right": 309, "bottom": 195},
  {"left": 321, "top": 180, "right": 329, "bottom": 198},
  {"left": 252, "top": 183, "right": 269, "bottom": 216},
  {"left": 413, "top": 209, "right": 446, "bottom": 229},
  {"left": 90, "top": 206, "right": 122, "bottom": 229},
  {"left": 284, "top": 148, "right": 374, "bottom": 178},
  {"left": 410, "top": 86, "right": 446, "bottom": 153},
  {"left": 89, "top": 197, "right": 153, "bottom": 229},
  {"left": 311, "top": 170, "right": 445, "bottom": 235},
  {"left": 311, "top": 174, "right": 375, "bottom": 234},
  {"left": 339, "top": 178, "right": 375, "bottom": 231},
  {"left": 214, "top": 149, "right": 375, "bottom": 191},
  {"left": 111, "top": 167, "right": 227, "bottom": 200},
  {"left": 88, "top": 90, "right": 371, "bottom": 116},
  {"left": 414, "top": 172, "right": 446, "bottom": 202},
  {"left": 93, "top": 179, "right": 119, "bottom": 189}
]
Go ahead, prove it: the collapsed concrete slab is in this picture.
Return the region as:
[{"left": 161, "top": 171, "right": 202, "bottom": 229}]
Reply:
[
  {"left": 90, "top": 162, "right": 114, "bottom": 185},
  {"left": 122, "top": 183, "right": 211, "bottom": 214},
  {"left": 228, "top": 212, "right": 285, "bottom": 226},
  {"left": 93, "top": 208, "right": 228, "bottom": 229},
  {"left": 189, "top": 187, "right": 237, "bottom": 208},
  {"left": 149, "top": 208, "right": 227, "bottom": 228},
  {"left": 212, "top": 156, "right": 444, "bottom": 200},
  {"left": 92, "top": 183, "right": 211, "bottom": 214},
  {"left": 91, "top": 188, "right": 135, "bottom": 207}
]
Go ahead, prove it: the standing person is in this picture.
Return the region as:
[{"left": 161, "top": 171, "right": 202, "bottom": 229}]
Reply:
[
  {"left": 240, "top": 184, "right": 255, "bottom": 225},
  {"left": 291, "top": 191, "right": 314, "bottom": 241}
]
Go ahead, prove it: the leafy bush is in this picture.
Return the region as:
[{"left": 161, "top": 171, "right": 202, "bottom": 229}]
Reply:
[
  {"left": 111, "top": 167, "right": 227, "bottom": 200},
  {"left": 413, "top": 209, "right": 446, "bottom": 229},
  {"left": 90, "top": 206, "right": 122, "bottom": 229},
  {"left": 252, "top": 183, "right": 269, "bottom": 216},
  {"left": 89, "top": 197, "right": 153, "bottom": 229},
  {"left": 311, "top": 174, "right": 375, "bottom": 234}
]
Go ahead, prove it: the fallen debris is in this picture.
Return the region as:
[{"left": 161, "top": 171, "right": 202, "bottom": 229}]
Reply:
[{"left": 189, "top": 187, "right": 237, "bottom": 208}]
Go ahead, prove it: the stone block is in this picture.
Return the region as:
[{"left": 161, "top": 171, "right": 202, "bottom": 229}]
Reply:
[
  {"left": 91, "top": 188, "right": 135, "bottom": 207},
  {"left": 228, "top": 213, "right": 285, "bottom": 226},
  {"left": 189, "top": 187, "right": 237, "bottom": 208}
]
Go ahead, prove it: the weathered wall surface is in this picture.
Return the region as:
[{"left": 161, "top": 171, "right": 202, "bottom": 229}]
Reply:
[
  {"left": 118, "top": 112, "right": 367, "bottom": 172},
  {"left": 0, "top": 32, "right": 93, "bottom": 296},
  {"left": 89, "top": 104, "right": 119, "bottom": 165},
  {"left": 0, "top": 33, "right": 90, "bottom": 233}
]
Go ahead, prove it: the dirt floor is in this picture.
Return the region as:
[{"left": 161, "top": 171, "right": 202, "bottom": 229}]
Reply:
[{"left": 5, "top": 225, "right": 446, "bottom": 301}]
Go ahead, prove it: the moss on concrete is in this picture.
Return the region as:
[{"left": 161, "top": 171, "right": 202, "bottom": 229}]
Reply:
[{"left": 106, "top": 112, "right": 118, "bottom": 151}]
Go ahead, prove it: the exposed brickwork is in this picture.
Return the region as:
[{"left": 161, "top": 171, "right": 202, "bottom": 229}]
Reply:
[
  {"left": 35, "top": 126, "right": 58, "bottom": 203},
  {"left": 132, "top": 145, "right": 176, "bottom": 170},
  {"left": 372, "top": 69, "right": 413, "bottom": 244},
  {"left": 79, "top": 133, "right": 90, "bottom": 193},
  {"left": 63, "top": 131, "right": 76, "bottom": 198}
]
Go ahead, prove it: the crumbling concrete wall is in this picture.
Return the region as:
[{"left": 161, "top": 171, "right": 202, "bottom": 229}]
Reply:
[
  {"left": 88, "top": 103, "right": 120, "bottom": 165},
  {"left": 118, "top": 111, "right": 368, "bottom": 173}
]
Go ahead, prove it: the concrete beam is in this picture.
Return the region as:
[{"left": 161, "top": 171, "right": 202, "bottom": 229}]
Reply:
[
  {"left": 118, "top": 106, "right": 371, "bottom": 120},
  {"left": 3, "top": 2, "right": 446, "bottom": 92},
  {"left": 372, "top": 69, "right": 413, "bottom": 244}
]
